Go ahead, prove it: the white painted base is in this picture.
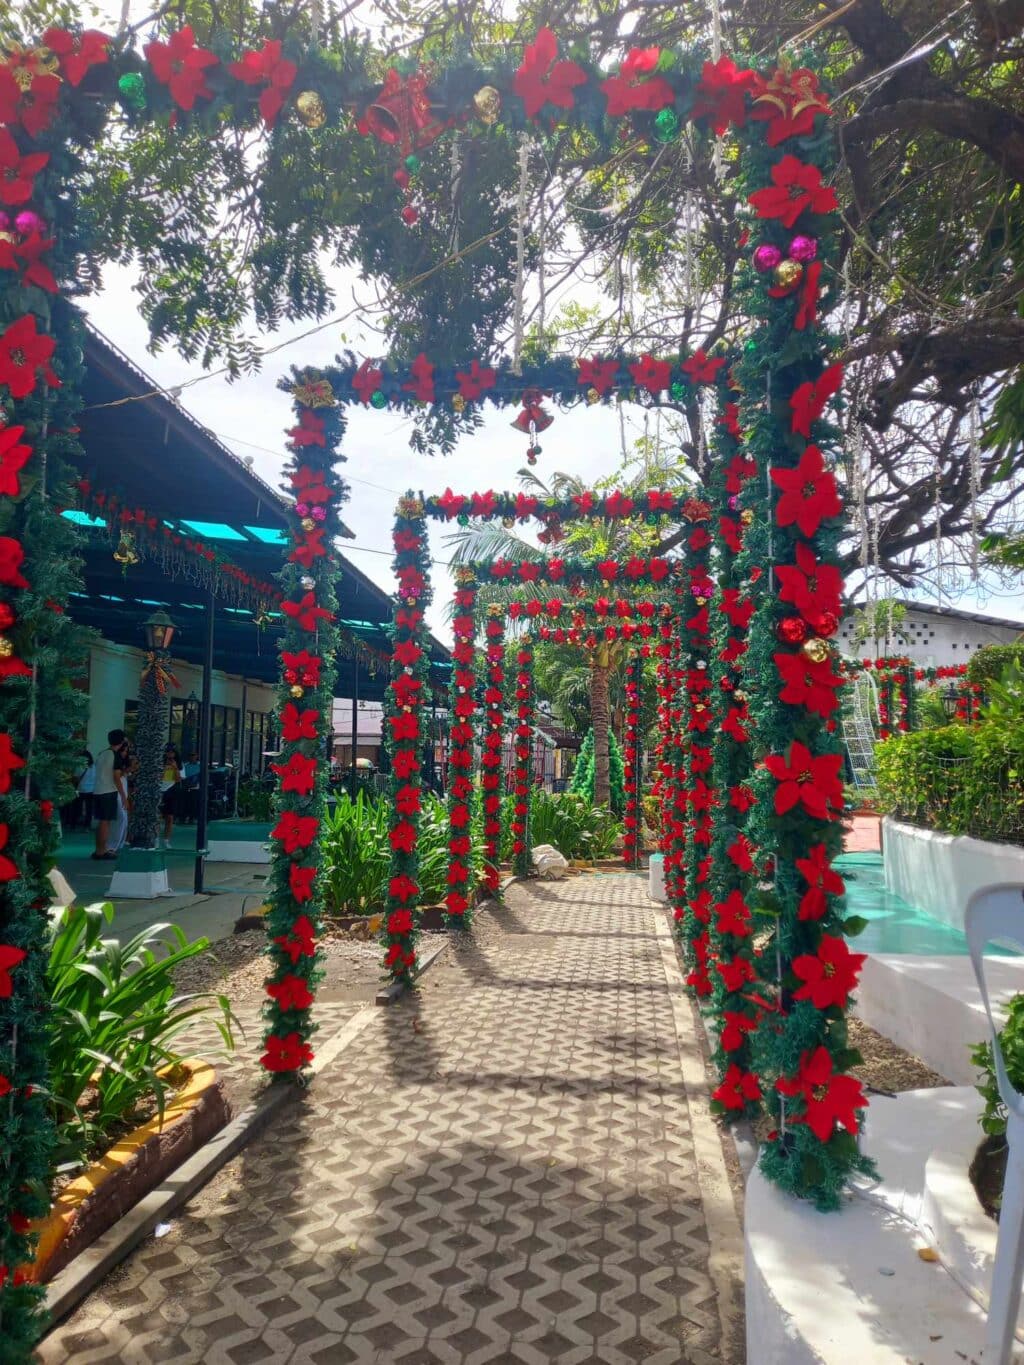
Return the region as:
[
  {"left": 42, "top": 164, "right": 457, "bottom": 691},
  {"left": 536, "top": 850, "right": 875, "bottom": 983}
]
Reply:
[
  {"left": 856, "top": 951, "right": 1024, "bottom": 1085},
  {"left": 648, "top": 853, "right": 666, "bottom": 903},
  {"left": 206, "top": 839, "right": 270, "bottom": 864},
  {"left": 883, "top": 817, "right": 1024, "bottom": 931},
  {"left": 107, "top": 867, "right": 171, "bottom": 899},
  {"left": 746, "top": 1087, "right": 1023, "bottom": 1364}
]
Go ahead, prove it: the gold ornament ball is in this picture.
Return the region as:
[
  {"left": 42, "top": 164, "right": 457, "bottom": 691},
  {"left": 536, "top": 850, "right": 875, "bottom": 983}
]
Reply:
[
  {"left": 290, "top": 683, "right": 305, "bottom": 699},
  {"left": 301, "top": 516, "right": 316, "bottom": 531},
  {"left": 295, "top": 90, "right": 327, "bottom": 129},
  {"left": 802, "top": 637, "right": 831, "bottom": 664},
  {"left": 0, "top": 636, "right": 12, "bottom": 659},
  {"left": 695, "top": 597, "right": 707, "bottom": 606},
  {"left": 452, "top": 394, "right": 466, "bottom": 415},
  {"left": 740, "top": 508, "right": 754, "bottom": 525},
  {"left": 502, "top": 516, "right": 515, "bottom": 529},
  {"left": 773, "top": 259, "right": 803, "bottom": 290},
  {"left": 473, "top": 85, "right": 501, "bottom": 125},
  {"left": 734, "top": 690, "right": 747, "bottom": 703},
  {"left": 586, "top": 387, "right": 601, "bottom": 406},
  {"left": 0, "top": 231, "right": 15, "bottom": 247}
]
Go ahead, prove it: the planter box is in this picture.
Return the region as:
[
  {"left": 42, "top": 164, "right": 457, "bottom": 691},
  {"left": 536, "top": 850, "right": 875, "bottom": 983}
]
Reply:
[
  {"left": 207, "top": 820, "right": 273, "bottom": 864},
  {"left": 108, "top": 847, "right": 170, "bottom": 899},
  {"left": 28, "top": 1058, "right": 229, "bottom": 1283},
  {"left": 883, "top": 817, "right": 1024, "bottom": 931}
]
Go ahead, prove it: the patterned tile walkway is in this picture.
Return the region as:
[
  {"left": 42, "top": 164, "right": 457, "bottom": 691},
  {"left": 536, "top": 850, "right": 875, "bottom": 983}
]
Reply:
[{"left": 41, "top": 874, "right": 744, "bottom": 1365}]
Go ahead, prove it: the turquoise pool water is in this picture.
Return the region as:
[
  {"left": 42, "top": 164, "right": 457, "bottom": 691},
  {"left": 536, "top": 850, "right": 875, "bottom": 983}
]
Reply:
[{"left": 837, "top": 851, "right": 1017, "bottom": 957}]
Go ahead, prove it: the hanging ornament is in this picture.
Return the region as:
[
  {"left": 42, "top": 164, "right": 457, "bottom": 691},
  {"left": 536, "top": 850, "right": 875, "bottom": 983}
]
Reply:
[
  {"left": 802, "top": 637, "right": 831, "bottom": 664},
  {"left": 117, "top": 71, "right": 147, "bottom": 110},
  {"left": 789, "top": 235, "right": 818, "bottom": 262},
  {"left": 752, "top": 244, "right": 782, "bottom": 273},
  {"left": 0, "top": 636, "right": 12, "bottom": 660},
  {"left": 290, "top": 683, "right": 305, "bottom": 699},
  {"left": 253, "top": 601, "right": 272, "bottom": 629},
  {"left": 670, "top": 380, "right": 687, "bottom": 401},
  {"left": 401, "top": 204, "right": 419, "bottom": 226},
  {"left": 452, "top": 394, "right": 466, "bottom": 415},
  {"left": 653, "top": 108, "right": 680, "bottom": 142},
  {"left": 301, "top": 516, "right": 316, "bottom": 531},
  {"left": 113, "top": 530, "right": 139, "bottom": 568},
  {"left": 300, "top": 576, "right": 315, "bottom": 590},
  {"left": 295, "top": 90, "right": 327, "bottom": 128},
  {"left": 586, "top": 387, "right": 601, "bottom": 406},
  {"left": 473, "top": 86, "right": 501, "bottom": 124},
  {"left": 772, "top": 259, "right": 803, "bottom": 289},
  {"left": 358, "top": 68, "right": 449, "bottom": 222},
  {"left": 777, "top": 617, "right": 807, "bottom": 644},
  {"left": 502, "top": 516, "right": 515, "bottom": 529},
  {"left": 370, "top": 389, "right": 388, "bottom": 410},
  {"left": 740, "top": 509, "right": 754, "bottom": 525}
]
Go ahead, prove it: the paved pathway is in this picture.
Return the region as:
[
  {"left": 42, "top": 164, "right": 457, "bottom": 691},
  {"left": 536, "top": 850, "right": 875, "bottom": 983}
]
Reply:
[{"left": 41, "top": 873, "right": 745, "bottom": 1365}]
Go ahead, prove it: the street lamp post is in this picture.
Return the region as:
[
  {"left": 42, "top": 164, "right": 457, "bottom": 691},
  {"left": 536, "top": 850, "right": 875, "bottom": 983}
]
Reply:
[
  {"left": 127, "top": 609, "right": 177, "bottom": 849},
  {"left": 942, "top": 684, "right": 960, "bottom": 721}
]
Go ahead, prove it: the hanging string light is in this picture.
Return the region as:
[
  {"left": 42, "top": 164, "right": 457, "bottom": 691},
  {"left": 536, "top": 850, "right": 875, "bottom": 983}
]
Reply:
[
  {"left": 933, "top": 452, "right": 944, "bottom": 606},
  {"left": 511, "top": 134, "right": 529, "bottom": 376},
  {"left": 968, "top": 394, "right": 982, "bottom": 581}
]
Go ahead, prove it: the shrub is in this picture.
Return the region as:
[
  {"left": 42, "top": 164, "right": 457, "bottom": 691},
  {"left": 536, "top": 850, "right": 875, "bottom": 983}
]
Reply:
[
  {"left": 875, "top": 720, "right": 1024, "bottom": 845},
  {"left": 48, "top": 903, "right": 236, "bottom": 1175},
  {"left": 568, "top": 727, "right": 625, "bottom": 813},
  {"left": 967, "top": 642, "right": 1024, "bottom": 688},
  {"left": 236, "top": 777, "right": 273, "bottom": 822},
  {"left": 970, "top": 994, "right": 1024, "bottom": 1139},
  {"left": 505, "top": 790, "right": 620, "bottom": 861}
]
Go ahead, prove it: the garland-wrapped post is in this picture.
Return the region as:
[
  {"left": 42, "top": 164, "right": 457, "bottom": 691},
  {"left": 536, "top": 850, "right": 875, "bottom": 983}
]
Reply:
[
  {"left": 480, "top": 604, "right": 506, "bottom": 895},
  {"left": 263, "top": 376, "right": 347, "bottom": 1073},
  {"left": 0, "top": 80, "right": 90, "bottom": 1350},
  {"left": 707, "top": 373, "right": 763, "bottom": 1119},
  {"left": 737, "top": 60, "right": 872, "bottom": 1208},
  {"left": 512, "top": 640, "right": 535, "bottom": 877},
  {"left": 446, "top": 566, "right": 479, "bottom": 924},
  {"left": 677, "top": 498, "right": 716, "bottom": 971},
  {"left": 380, "top": 493, "right": 432, "bottom": 981},
  {"left": 622, "top": 650, "right": 642, "bottom": 869}
]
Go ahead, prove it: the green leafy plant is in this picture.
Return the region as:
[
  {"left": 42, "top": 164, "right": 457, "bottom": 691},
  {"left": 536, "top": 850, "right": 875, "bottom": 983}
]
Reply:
[
  {"left": 47, "top": 903, "right": 236, "bottom": 1175},
  {"left": 507, "top": 790, "right": 620, "bottom": 862},
  {"left": 967, "top": 642, "right": 1024, "bottom": 689},
  {"left": 569, "top": 727, "right": 626, "bottom": 814},
  {"left": 970, "top": 994, "right": 1024, "bottom": 1139},
  {"left": 236, "top": 778, "right": 273, "bottom": 822},
  {"left": 981, "top": 659, "right": 1024, "bottom": 725}
]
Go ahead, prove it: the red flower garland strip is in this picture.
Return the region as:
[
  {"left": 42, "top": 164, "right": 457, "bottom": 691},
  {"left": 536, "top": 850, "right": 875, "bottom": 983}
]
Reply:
[
  {"left": 512, "top": 642, "right": 535, "bottom": 875},
  {"left": 427, "top": 487, "right": 718, "bottom": 530},
  {"left": 262, "top": 391, "right": 345, "bottom": 1074},
  {"left": 481, "top": 609, "right": 505, "bottom": 893},
  {"left": 622, "top": 652, "right": 642, "bottom": 868},
  {"left": 446, "top": 568, "right": 478, "bottom": 924}
]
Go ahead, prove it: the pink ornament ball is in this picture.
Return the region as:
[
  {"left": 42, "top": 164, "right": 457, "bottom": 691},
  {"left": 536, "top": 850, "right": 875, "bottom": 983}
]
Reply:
[
  {"left": 15, "top": 211, "right": 46, "bottom": 235},
  {"left": 728, "top": 495, "right": 739, "bottom": 510},
  {"left": 294, "top": 502, "right": 309, "bottom": 517},
  {"left": 311, "top": 505, "right": 326, "bottom": 521},
  {"left": 788, "top": 235, "right": 817, "bottom": 263},
  {"left": 752, "top": 244, "right": 782, "bottom": 273}
]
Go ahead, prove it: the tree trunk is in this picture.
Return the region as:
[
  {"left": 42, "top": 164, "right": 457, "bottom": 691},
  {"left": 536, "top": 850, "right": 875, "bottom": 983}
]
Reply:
[{"left": 591, "top": 661, "right": 611, "bottom": 808}]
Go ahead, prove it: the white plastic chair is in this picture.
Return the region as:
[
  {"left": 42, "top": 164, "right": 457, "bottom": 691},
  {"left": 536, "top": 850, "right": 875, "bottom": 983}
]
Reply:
[{"left": 965, "top": 884, "right": 1024, "bottom": 1364}]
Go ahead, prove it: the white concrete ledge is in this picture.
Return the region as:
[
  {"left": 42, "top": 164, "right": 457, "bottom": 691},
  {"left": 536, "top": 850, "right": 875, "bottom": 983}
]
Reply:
[
  {"left": 883, "top": 817, "right": 1024, "bottom": 930},
  {"left": 207, "top": 839, "right": 270, "bottom": 864},
  {"left": 746, "top": 1087, "right": 1022, "bottom": 1363}
]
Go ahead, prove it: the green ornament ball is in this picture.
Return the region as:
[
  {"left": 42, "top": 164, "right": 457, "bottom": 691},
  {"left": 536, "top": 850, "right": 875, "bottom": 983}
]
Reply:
[
  {"left": 744, "top": 338, "right": 758, "bottom": 353},
  {"left": 404, "top": 153, "right": 421, "bottom": 174},
  {"left": 457, "top": 513, "right": 470, "bottom": 527},
  {"left": 669, "top": 380, "right": 687, "bottom": 401},
  {"left": 117, "top": 72, "right": 147, "bottom": 110},
  {"left": 653, "top": 108, "right": 679, "bottom": 143},
  {"left": 646, "top": 513, "right": 658, "bottom": 526},
  {"left": 370, "top": 389, "right": 387, "bottom": 409}
]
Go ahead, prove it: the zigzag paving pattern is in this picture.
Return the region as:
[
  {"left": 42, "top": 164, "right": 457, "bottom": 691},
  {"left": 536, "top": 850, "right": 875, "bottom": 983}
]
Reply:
[{"left": 41, "top": 874, "right": 745, "bottom": 1365}]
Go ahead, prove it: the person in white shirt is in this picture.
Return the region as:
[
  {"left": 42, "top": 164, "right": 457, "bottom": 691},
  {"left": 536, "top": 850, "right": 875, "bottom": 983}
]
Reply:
[{"left": 92, "top": 730, "right": 128, "bottom": 860}]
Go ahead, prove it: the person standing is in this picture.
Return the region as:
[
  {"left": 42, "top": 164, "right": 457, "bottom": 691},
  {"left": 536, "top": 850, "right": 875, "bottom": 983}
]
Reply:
[
  {"left": 110, "top": 738, "right": 133, "bottom": 854},
  {"left": 92, "top": 729, "right": 128, "bottom": 859},
  {"left": 160, "top": 744, "right": 182, "bottom": 849},
  {"left": 76, "top": 749, "right": 96, "bottom": 829}
]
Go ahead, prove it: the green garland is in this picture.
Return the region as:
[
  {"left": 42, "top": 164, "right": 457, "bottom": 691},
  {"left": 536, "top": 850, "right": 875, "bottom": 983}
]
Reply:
[
  {"left": 512, "top": 640, "right": 535, "bottom": 877},
  {"left": 480, "top": 606, "right": 506, "bottom": 894}
]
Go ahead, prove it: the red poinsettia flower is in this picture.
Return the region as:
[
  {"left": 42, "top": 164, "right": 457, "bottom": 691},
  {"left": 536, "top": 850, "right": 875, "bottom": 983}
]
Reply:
[
  {"left": 600, "top": 47, "right": 674, "bottom": 117},
  {"left": 402, "top": 352, "right": 435, "bottom": 402},
  {"left": 721, "top": 1010, "right": 759, "bottom": 1052},
  {"left": 750, "top": 66, "right": 833, "bottom": 146},
  {"left": 727, "top": 834, "right": 755, "bottom": 873},
  {"left": 261, "top": 1031, "right": 313, "bottom": 1072},
  {"left": 715, "top": 890, "right": 752, "bottom": 938},
  {"left": 389, "top": 713, "right": 420, "bottom": 744},
  {"left": 0, "top": 734, "right": 25, "bottom": 795},
  {"left": 0, "top": 943, "right": 26, "bottom": 997},
  {"left": 394, "top": 784, "right": 421, "bottom": 818},
  {"left": 229, "top": 39, "right": 298, "bottom": 127},
  {"left": 352, "top": 358, "right": 384, "bottom": 406},
  {"left": 691, "top": 55, "right": 757, "bottom": 135},
  {"left": 389, "top": 873, "right": 419, "bottom": 903},
  {"left": 0, "top": 66, "right": 61, "bottom": 138},
  {"left": 272, "top": 812, "right": 319, "bottom": 854},
  {"left": 793, "top": 260, "right": 823, "bottom": 331},
  {"left": 796, "top": 842, "right": 845, "bottom": 921},
  {"left": 721, "top": 705, "right": 750, "bottom": 744},
  {"left": 0, "top": 425, "right": 31, "bottom": 497},
  {"left": 289, "top": 528, "right": 326, "bottom": 568},
  {"left": 776, "top": 1046, "right": 866, "bottom": 1143},
  {"left": 0, "top": 130, "right": 48, "bottom": 207},
  {"left": 43, "top": 27, "right": 111, "bottom": 87},
  {"left": 144, "top": 26, "right": 219, "bottom": 111},
  {"left": 273, "top": 913, "right": 316, "bottom": 964},
  {"left": 729, "top": 784, "right": 756, "bottom": 813},
  {"left": 282, "top": 649, "right": 322, "bottom": 685},
  {"left": 681, "top": 349, "right": 726, "bottom": 386},
  {"left": 436, "top": 488, "right": 466, "bottom": 520},
  {"left": 287, "top": 410, "right": 325, "bottom": 448},
  {"left": 771, "top": 444, "right": 842, "bottom": 536},
  {"left": 266, "top": 973, "right": 314, "bottom": 1012},
  {"left": 455, "top": 359, "right": 497, "bottom": 400},
  {"left": 789, "top": 363, "right": 843, "bottom": 437},
  {"left": 776, "top": 541, "right": 843, "bottom": 625},
  {"left": 719, "top": 516, "right": 743, "bottom": 554},
  {"left": 764, "top": 740, "right": 844, "bottom": 819},
  {"left": 629, "top": 353, "right": 671, "bottom": 395},
  {"left": 748, "top": 155, "right": 838, "bottom": 229},
  {"left": 288, "top": 864, "right": 316, "bottom": 903},
  {"left": 281, "top": 591, "right": 333, "bottom": 632},
  {"left": 6, "top": 232, "right": 58, "bottom": 294},
  {"left": 0, "top": 537, "right": 28, "bottom": 589},
  {"left": 717, "top": 954, "right": 756, "bottom": 993},
  {"left": 514, "top": 27, "right": 587, "bottom": 121},
  {"left": 792, "top": 934, "right": 865, "bottom": 1010},
  {"left": 388, "top": 908, "right": 414, "bottom": 936},
  {"left": 0, "top": 314, "right": 59, "bottom": 399},
  {"left": 290, "top": 465, "right": 331, "bottom": 502},
  {"left": 775, "top": 651, "right": 843, "bottom": 718},
  {"left": 718, "top": 402, "right": 743, "bottom": 440},
  {"left": 578, "top": 356, "right": 619, "bottom": 396},
  {"left": 389, "top": 820, "right": 417, "bottom": 854},
  {"left": 271, "top": 752, "right": 318, "bottom": 796},
  {"left": 714, "top": 1063, "right": 762, "bottom": 1111}
]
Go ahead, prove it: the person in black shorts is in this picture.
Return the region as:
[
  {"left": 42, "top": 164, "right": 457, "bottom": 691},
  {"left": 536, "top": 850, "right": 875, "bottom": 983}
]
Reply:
[{"left": 92, "top": 729, "right": 128, "bottom": 859}]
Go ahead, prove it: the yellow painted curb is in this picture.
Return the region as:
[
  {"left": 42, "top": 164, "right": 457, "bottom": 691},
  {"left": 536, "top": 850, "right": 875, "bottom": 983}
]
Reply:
[{"left": 27, "top": 1058, "right": 217, "bottom": 1283}]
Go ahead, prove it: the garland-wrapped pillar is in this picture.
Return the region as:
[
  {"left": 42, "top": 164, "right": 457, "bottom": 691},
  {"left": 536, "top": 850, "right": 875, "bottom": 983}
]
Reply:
[
  {"left": 708, "top": 373, "right": 763, "bottom": 1118},
  {"left": 622, "top": 650, "right": 642, "bottom": 868},
  {"left": 381, "top": 493, "right": 432, "bottom": 982},
  {"left": 446, "top": 567, "right": 478, "bottom": 923},
  {"left": 512, "top": 640, "right": 534, "bottom": 876},
  {"left": 480, "top": 604, "right": 505, "bottom": 894},
  {"left": 264, "top": 376, "right": 347, "bottom": 1073},
  {"left": 737, "top": 64, "right": 870, "bottom": 1207}
]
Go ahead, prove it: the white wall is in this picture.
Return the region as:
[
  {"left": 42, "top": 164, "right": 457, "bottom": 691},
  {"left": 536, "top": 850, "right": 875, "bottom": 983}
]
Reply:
[
  {"left": 86, "top": 639, "right": 275, "bottom": 756},
  {"left": 837, "top": 606, "right": 1021, "bottom": 667}
]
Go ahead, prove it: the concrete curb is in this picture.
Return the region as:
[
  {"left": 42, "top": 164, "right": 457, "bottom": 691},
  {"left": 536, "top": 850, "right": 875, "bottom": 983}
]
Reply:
[
  {"left": 374, "top": 935, "right": 450, "bottom": 1006},
  {"left": 43, "top": 1004, "right": 379, "bottom": 1334}
]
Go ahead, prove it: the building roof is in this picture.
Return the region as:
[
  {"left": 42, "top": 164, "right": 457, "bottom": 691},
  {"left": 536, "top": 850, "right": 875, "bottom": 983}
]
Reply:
[
  {"left": 893, "top": 598, "right": 1023, "bottom": 634},
  {"left": 71, "top": 326, "right": 450, "bottom": 699}
]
